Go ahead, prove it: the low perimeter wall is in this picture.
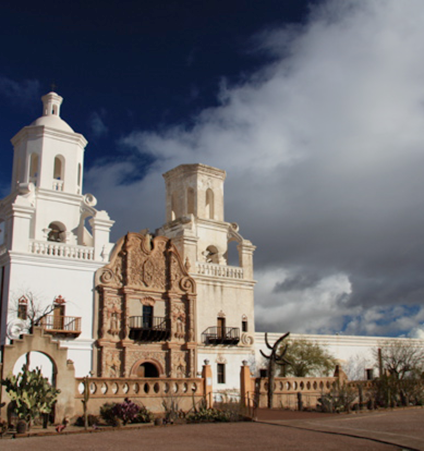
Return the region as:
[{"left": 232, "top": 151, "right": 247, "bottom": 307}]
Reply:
[
  {"left": 74, "top": 377, "right": 207, "bottom": 416},
  {"left": 253, "top": 377, "right": 339, "bottom": 409}
]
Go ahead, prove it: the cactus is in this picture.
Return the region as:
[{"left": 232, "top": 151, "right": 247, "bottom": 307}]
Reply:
[
  {"left": 1, "top": 366, "right": 60, "bottom": 429},
  {"left": 260, "top": 332, "right": 291, "bottom": 408},
  {"left": 81, "top": 376, "right": 90, "bottom": 430}
]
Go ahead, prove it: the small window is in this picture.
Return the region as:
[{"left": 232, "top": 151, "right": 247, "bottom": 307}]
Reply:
[
  {"left": 53, "top": 156, "right": 64, "bottom": 180},
  {"left": 171, "top": 192, "right": 177, "bottom": 220},
  {"left": 29, "top": 153, "right": 39, "bottom": 181},
  {"left": 17, "top": 296, "right": 28, "bottom": 320},
  {"left": 143, "top": 305, "right": 153, "bottom": 329},
  {"left": 242, "top": 319, "right": 248, "bottom": 332},
  {"left": 217, "top": 363, "right": 226, "bottom": 384},
  {"left": 187, "top": 187, "right": 195, "bottom": 215},
  {"left": 206, "top": 188, "right": 214, "bottom": 219}
]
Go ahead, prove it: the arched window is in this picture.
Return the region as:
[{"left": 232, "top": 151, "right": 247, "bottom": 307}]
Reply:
[
  {"left": 171, "top": 192, "right": 177, "bottom": 220},
  {"left": 53, "top": 156, "right": 65, "bottom": 191},
  {"left": 77, "top": 163, "right": 82, "bottom": 188},
  {"left": 47, "top": 221, "right": 66, "bottom": 243},
  {"left": 187, "top": 187, "right": 195, "bottom": 215},
  {"left": 53, "top": 156, "right": 64, "bottom": 180},
  {"left": 242, "top": 315, "right": 248, "bottom": 332},
  {"left": 226, "top": 240, "right": 240, "bottom": 266},
  {"left": 17, "top": 296, "right": 28, "bottom": 320},
  {"left": 29, "top": 153, "right": 39, "bottom": 182},
  {"left": 205, "top": 245, "right": 220, "bottom": 264},
  {"left": 206, "top": 189, "right": 214, "bottom": 219}
]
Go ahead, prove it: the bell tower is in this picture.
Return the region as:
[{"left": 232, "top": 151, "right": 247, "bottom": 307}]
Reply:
[
  {"left": 157, "top": 163, "right": 256, "bottom": 389},
  {"left": 10, "top": 91, "right": 85, "bottom": 195},
  {"left": 0, "top": 92, "right": 114, "bottom": 368}
]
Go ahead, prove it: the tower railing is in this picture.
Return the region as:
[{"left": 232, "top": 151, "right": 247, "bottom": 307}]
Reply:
[
  {"left": 28, "top": 240, "right": 95, "bottom": 260},
  {"left": 196, "top": 262, "right": 244, "bottom": 279}
]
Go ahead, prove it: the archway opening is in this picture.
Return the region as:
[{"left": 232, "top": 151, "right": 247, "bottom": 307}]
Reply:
[
  {"left": 226, "top": 240, "right": 239, "bottom": 266},
  {"left": 136, "top": 362, "right": 159, "bottom": 378},
  {"left": 48, "top": 221, "right": 66, "bottom": 243},
  {"left": 13, "top": 351, "right": 55, "bottom": 384}
]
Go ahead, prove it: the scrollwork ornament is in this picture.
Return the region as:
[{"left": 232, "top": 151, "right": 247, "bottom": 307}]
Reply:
[
  {"left": 6, "top": 319, "right": 29, "bottom": 340},
  {"left": 241, "top": 333, "right": 254, "bottom": 346},
  {"left": 180, "top": 276, "right": 195, "bottom": 294},
  {"left": 100, "top": 268, "right": 115, "bottom": 284}
]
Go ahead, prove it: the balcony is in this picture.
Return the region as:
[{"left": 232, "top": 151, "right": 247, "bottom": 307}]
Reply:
[
  {"left": 29, "top": 240, "right": 95, "bottom": 261},
  {"left": 40, "top": 315, "right": 82, "bottom": 337},
  {"left": 129, "top": 316, "right": 170, "bottom": 342},
  {"left": 202, "top": 327, "right": 240, "bottom": 345}
]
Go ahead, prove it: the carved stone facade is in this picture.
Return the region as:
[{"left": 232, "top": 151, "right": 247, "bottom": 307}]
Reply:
[{"left": 94, "top": 233, "right": 197, "bottom": 378}]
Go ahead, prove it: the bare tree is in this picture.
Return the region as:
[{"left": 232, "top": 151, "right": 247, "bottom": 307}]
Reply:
[
  {"left": 10, "top": 291, "right": 56, "bottom": 332},
  {"left": 374, "top": 341, "right": 424, "bottom": 407},
  {"left": 377, "top": 341, "right": 424, "bottom": 380}
]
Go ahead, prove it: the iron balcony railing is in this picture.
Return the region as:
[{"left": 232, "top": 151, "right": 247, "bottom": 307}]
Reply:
[
  {"left": 202, "top": 327, "right": 240, "bottom": 345},
  {"left": 40, "top": 315, "right": 82, "bottom": 336},
  {"left": 128, "top": 316, "right": 170, "bottom": 342}
]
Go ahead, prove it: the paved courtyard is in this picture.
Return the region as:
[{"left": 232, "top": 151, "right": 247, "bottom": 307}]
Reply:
[{"left": 1, "top": 408, "right": 424, "bottom": 450}]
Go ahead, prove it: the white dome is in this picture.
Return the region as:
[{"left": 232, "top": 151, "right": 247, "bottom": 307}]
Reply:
[{"left": 31, "top": 114, "right": 74, "bottom": 133}]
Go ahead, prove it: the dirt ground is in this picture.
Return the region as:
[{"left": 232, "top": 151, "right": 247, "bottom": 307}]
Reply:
[{"left": 1, "top": 407, "right": 424, "bottom": 451}]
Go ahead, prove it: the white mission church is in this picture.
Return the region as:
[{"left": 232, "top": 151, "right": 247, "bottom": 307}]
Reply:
[{"left": 0, "top": 91, "right": 422, "bottom": 392}]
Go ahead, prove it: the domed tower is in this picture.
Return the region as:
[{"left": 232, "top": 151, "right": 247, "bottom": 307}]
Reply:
[
  {"left": 11, "top": 91, "right": 85, "bottom": 195},
  {"left": 0, "top": 92, "right": 114, "bottom": 376}
]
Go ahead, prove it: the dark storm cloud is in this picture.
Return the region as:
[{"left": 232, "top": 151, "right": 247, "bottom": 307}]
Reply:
[
  {"left": 273, "top": 272, "right": 322, "bottom": 293},
  {"left": 86, "top": 0, "right": 424, "bottom": 336}
]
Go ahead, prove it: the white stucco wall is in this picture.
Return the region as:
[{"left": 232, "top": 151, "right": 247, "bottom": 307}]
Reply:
[{"left": 255, "top": 332, "right": 424, "bottom": 380}]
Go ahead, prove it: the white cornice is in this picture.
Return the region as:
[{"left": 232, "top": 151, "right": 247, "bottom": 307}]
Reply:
[{"left": 11, "top": 125, "right": 87, "bottom": 149}]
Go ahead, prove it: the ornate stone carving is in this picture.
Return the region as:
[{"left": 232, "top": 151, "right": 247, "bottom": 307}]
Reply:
[
  {"left": 216, "top": 354, "right": 227, "bottom": 364},
  {"left": 105, "top": 351, "right": 121, "bottom": 377},
  {"left": 127, "top": 351, "right": 166, "bottom": 375},
  {"left": 171, "top": 303, "right": 186, "bottom": 340},
  {"left": 172, "top": 351, "right": 187, "bottom": 378},
  {"left": 241, "top": 333, "right": 254, "bottom": 346},
  {"left": 95, "top": 232, "right": 197, "bottom": 378},
  {"left": 105, "top": 298, "right": 122, "bottom": 337}
]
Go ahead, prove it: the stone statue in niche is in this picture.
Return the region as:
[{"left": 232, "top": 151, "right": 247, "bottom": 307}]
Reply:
[
  {"left": 106, "top": 299, "right": 121, "bottom": 336},
  {"left": 105, "top": 352, "right": 121, "bottom": 377},
  {"left": 173, "top": 352, "right": 186, "bottom": 378},
  {"left": 172, "top": 304, "right": 186, "bottom": 340}
]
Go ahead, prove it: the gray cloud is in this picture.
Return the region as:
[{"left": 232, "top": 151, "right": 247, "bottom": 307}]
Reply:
[
  {"left": 85, "top": 0, "right": 424, "bottom": 337},
  {"left": 88, "top": 110, "right": 108, "bottom": 139},
  {"left": 0, "top": 76, "right": 40, "bottom": 107},
  {"left": 273, "top": 272, "right": 322, "bottom": 293}
]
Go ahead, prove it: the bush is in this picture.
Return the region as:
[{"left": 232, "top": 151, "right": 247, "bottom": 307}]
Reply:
[
  {"left": 100, "top": 399, "right": 153, "bottom": 426},
  {"left": 186, "top": 407, "right": 244, "bottom": 423},
  {"left": 133, "top": 406, "right": 154, "bottom": 424},
  {"left": 318, "top": 383, "right": 357, "bottom": 413},
  {"left": 74, "top": 414, "right": 99, "bottom": 427},
  {"left": 100, "top": 403, "right": 119, "bottom": 426}
]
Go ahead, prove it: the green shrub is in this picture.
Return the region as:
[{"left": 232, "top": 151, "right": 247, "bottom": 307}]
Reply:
[
  {"left": 100, "top": 402, "right": 119, "bottom": 426},
  {"left": 100, "top": 399, "right": 153, "bottom": 426},
  {"left": 186, "top": 407, "right": 243, "bottom": 423},
  {"left": 74, "top": 414, "right": 99, "bottom": 427}
]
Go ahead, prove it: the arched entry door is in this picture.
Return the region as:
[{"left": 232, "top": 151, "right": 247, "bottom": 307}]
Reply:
[{"left": 136, "top": 362, "right": 159, "bottom": 377}]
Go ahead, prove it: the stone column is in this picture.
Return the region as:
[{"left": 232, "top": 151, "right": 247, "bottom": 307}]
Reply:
[
  {"left": 240, "top": 360, "right": 253, "bottom": 408},
  {"left": 202, "top": 360, "right": 213, "bottom": 408}
]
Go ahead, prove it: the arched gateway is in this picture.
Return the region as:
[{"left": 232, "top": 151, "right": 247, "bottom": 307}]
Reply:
[{"left": 94, "top": 233, "right": 197, "bottom": 379}]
